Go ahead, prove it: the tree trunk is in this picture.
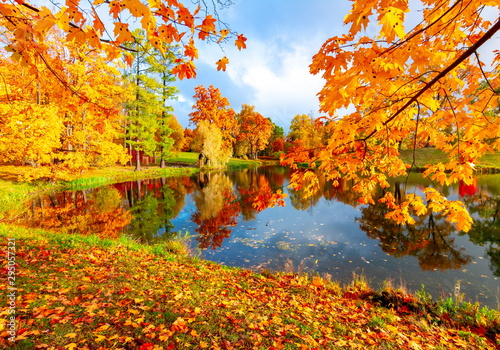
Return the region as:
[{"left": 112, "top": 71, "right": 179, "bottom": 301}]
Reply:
[
  {"left": 160, "top": 157, "right": 166, "bottom": 168},
  {"left": 135, "top": 149, "right": 141, "bottom": 171}
]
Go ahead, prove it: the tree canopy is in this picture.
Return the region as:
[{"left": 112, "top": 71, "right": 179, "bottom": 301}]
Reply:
[
  {"left": 283, "top": 0, "right": 500, "bottom": 231},
  {"left": 0, "top": 0, "right": 246, "bottom": 79}
]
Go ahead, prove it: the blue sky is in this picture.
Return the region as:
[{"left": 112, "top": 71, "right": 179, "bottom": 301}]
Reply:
[{"left": 171, "top": 0, "right": 353, "bottom": 130}]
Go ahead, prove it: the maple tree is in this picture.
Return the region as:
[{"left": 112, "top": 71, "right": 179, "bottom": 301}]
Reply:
[
  {"left": 0, "top": 0, "right": 246, "bottom": 81},
  {"left": 0, "top": 26, "right": 130, "bottom": 179},
  {"left": 189, "top": 85, "right": 238, "bottom": 167},
  {"left": 283, "top": 0, "right": 500, "bottom": 232},
  {"left": 235, "top": 104, "right": 273, "bottom": 160}
]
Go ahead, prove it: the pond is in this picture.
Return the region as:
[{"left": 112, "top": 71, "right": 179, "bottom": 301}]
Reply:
[{"left": 20, "top": 166, "right": 499, "bottom": 309}]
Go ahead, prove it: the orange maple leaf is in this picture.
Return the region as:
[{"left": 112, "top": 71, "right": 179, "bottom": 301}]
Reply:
[
  {"left": 155, "top": 4, "right": 175, "bottom": 21},
  {"left": 216, "top": 56, "right": 229, "bottom": 71},
  {"left": 184, "top": 38, "right": 198, "bottom": 60},
  {"left": 198, "top": 15, "right": 216, "bottom": 40},
  {"left": 235, "top": 34, "right": 247, "bottom": 50},
  {"left": 113, "top": 22, "right": 134, "bottom": 44},
  {"left": 177, "top": 4, "right": 194, "bottom": 29},
  {"left": 172, "top": 61, "right": 196, "bottom": 80},
  {"left": 109, "top": 1, "right": 121, "bottom": 19},
  {"left": 158, "top": 23, "right": 180, "bottom": 44}
]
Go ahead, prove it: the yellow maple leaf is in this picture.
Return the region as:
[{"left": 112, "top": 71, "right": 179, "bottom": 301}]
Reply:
[
  {"left": 65, "top": 343, "right": 77, "bottom": 350},
  {"left": 216, "top": 56, "right": 229, "bottom": 71},
  {"left": 64, "top": 333, "right": 77, "bottom": 338}
]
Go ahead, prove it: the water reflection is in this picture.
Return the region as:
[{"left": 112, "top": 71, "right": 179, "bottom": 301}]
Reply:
[
  {"left": 358, "top": 187, "right": 472, "bottom": 271},
  {"left": 28, "top": 187, "right": 131, "bottom": 239},
  {"left": 21, "top": 167, "right": 500, "bottom": 307}
]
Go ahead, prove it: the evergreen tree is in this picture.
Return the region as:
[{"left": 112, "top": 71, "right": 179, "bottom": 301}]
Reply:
[{"left": 123, "top": 30, "right": 178, "bottom": 170}]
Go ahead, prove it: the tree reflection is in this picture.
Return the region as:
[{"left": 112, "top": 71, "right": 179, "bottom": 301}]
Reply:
[
  {"left": 462, "top": 192, "right": 500, "bottom": 276},
  {"left": 357, "top": 184, "right": 472, "bottom": 271},
  {"left": 126, "top": 178, "right": 183, "bottom": 243},
  {"left": 235, "top": 167, "right": 285, "bottom": 221},
  {"left": 30, "top": 186, "right": 131, "bottom": 238},
  {"left": 192, "top": 172, "right": 240, "bottom": 249}
]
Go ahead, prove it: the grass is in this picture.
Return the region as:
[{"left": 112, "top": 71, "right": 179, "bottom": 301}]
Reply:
[
  {"left": 399, "top": 148, "right": 500, "bottom": 171},
  {"left": 0, "top": 225, "right": 499, "bottom": 349}
]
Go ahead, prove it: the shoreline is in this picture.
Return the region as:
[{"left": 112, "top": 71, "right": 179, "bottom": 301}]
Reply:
[{"left": 0, "top": 224, "right": 498, "bottom": 349}]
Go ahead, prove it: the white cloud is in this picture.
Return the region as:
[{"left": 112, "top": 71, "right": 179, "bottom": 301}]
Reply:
[
  {"left": 192, "top": 35, "right": 324, "bottom": 128},
  {"left": 229, "top": 41, "right": 324, "bottom": 126}
]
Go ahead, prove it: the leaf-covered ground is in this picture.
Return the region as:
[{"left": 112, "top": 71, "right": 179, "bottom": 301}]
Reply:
[{"left": 1, "top": 227, "right": 499, "bottom": 350}]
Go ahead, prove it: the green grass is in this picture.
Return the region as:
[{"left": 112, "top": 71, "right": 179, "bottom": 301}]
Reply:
[
  {"left": 166, "top": 152, "right": 265, "bottom": 169},
  {"left": 399, "top": 148, "right": 448, "bottom": 168},
  {"left": 399, "top": 148, "right": 500, "bottom": 170}
]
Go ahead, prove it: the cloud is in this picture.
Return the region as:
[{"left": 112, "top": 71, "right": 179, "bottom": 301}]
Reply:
[{"left": 225, "top": 39, "right": 325, "bottom": 127}]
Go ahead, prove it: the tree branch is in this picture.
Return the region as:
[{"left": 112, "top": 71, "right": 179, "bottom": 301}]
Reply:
[{"left": 362, "top": 18, "right": 500, "bottom": 142}]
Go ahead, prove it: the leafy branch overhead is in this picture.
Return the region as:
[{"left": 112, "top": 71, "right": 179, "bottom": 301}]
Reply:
[
  {"left": 0, "top": 0, "right": 246, "bottom": 79},
  {"left": 283, "top": 0, "right": 500, "bottom": 232}
]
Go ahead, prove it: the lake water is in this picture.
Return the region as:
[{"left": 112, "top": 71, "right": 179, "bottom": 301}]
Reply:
[{"left": 21, "top": 166, "right": 499, "bottom": 309}]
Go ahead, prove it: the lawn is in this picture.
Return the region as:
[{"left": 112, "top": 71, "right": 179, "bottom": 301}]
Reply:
[{"left": 399, "top": 148, "right": 500, "bottom": 170}]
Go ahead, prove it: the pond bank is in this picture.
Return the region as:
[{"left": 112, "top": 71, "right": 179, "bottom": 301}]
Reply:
[
  {"left": 0, "top": 152, "right": 267, "bottom": 218},
  {"left": 1, "top": 225, "right": 498, "bottom": 349}
]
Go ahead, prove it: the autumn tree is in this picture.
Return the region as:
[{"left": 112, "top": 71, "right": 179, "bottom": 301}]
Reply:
[
  {"left": 182, "top": 128, "right": 195, "bottom": 152},
  {"left": 235, "top": 104, "right": 273, "bottom": 160},
  {"left": 189, "top": 85, "right": 238, "bottom": 167},
  {"left": 287, "top": 114, "right": 325, "bottom": 150},
  {"left": 0, "top": 26, "right": 130, "bottom": 179},
  {"left": 167, "top": 115, "right": 186, "bottom": 153},
  {"left": 264, "top": 120, "right": 285, "bottom": 157},
  {"left": 283, "top": 0, "right": 500, "bottom": 231},
  {"left": 0, "top": 1, "right": 246, "bottom": 81}
]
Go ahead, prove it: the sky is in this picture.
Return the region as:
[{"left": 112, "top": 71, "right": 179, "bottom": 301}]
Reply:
[
  {"left": 170, "top": 0, "right": 500, "bottom": 131},
  {"left": 170, "top": 0, "right": 353, "bottom": 130}
]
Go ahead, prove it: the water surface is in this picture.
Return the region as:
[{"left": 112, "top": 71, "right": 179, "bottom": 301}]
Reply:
[{"left": 22, "top": 166, "right": 500, "bottom": 308}]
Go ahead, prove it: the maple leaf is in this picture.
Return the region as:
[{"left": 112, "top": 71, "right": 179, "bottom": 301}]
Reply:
[
  {"left": 113, "top": 22, "right": 134, "bottom": 44},
  {"left": 216, "top": 56, "right": 229, "bottom": 71},
  {"left": 378, "top": 6, "right": 407, "bottom": 42},
  {"left": 235, "top": 34, "right": 247, "bottom": 50},
  {"left": 217, "top": 28, "right": 229, "bottom": 43},
  {"left": 172, "top": 60, "right": 196, "bottom": 80},
  {"left": 123, "top": 0, "right": 149, "bottom": 18},
  {"left": 199, "top": 15, "right": 216, "bottom": 40},
  {"left": 158, "top": 23, "right": 180, "bottom": 44},
  {"left": 109, "top": 1, "right": 121, "bottom": 19},
  {"left": 184, "top": 38, "right": 198, "bottom": 60},
  {"left": 177, "top": 4, "right": 194, "bottom": 29}
]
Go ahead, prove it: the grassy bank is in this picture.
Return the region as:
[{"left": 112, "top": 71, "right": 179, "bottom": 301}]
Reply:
[
  {"left": 399, "top": 148, "right": 500, "bottom": 171},
  {"left": 0, "top": 165, "right": 197, "bottom": 220},
  {"left": 0, "top": 152, "right": 271, "bottom": 219},
  {"left": 1, "top": 225, "right": 498, "bottom": 349}
]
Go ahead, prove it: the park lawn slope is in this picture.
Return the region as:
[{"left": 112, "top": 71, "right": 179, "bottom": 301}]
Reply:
[
  {"left": 399, "top": 148, "right": 500, "bottom": 170},
  {"left": 1, "top": 225, "right": 498, "bottom": 349}
]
